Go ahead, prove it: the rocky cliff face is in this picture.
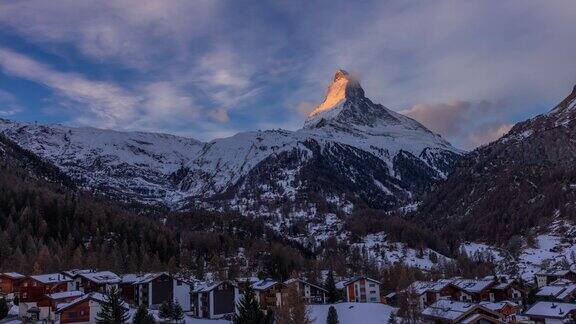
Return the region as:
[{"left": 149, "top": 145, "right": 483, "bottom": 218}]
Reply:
[{"left": 416, "top": 85, "right": 576, "bottom": 243}]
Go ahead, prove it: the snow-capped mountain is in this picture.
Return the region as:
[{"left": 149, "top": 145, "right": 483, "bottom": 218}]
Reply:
[
  {"left": 177, "top": 70, "right": 460, "bottom": 213},
  {"left": 0, "top": 119, "right": 203, "bottom": 205},
  {"left": 0, "top": 70, "right": 461, "bottom": 214}
]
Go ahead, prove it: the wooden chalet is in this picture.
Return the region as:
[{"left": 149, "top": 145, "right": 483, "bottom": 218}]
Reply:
[
  {"left": 19, "top": 273, "right": 72, "bottom": 320},
  {"left": 76, "top": 271, "right": 120, "bottom": 294},
  {"left": 524, "top": 301, "right": 576, "bottom": 323},
  {"left": 0, "top": 272, "right": 25, "bottom": 299},
  {"left": 284, "top": 278, "right": 327, "bottom": 304},
  {"left": 421, "top": 299, "right": 503, "bottom": 324},
  {"left": 190, "top": 280, "right": 238, "bottom": 319},
  {"left": 251, "top": 279, "right": 288, "bottom": 310},
  {"left": 55, "top": 292, "right": 128, "bottom": 324}
]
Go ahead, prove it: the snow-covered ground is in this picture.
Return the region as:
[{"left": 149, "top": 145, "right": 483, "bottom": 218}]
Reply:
[
  {"left": 461, "top": 221, "right": 576, "bottom": 280},
  {"left": 352, "top": 232, "right": 451, "bottom": 270},
  {"left": 309, "top": 302, "right": 395, "bottom": 324}
]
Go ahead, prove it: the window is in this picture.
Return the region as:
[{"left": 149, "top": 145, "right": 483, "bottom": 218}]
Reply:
[
  {"left": 370, "top": 297, "right": 377, "bottom": 302},
  {"left": 370, "top": 291, "right": 376, "bottom": 294},
  {"left": 369, "top": 283, "right": 375, "bottom": 287},
  {"left": 80, "top": 310, "right": 85, "bottom": 316},
  {"left": 69, "top": 312, "right": 78, "bottom": 318},
  {"left": 177, "top": 280, "right": 182, "bottom": 286}
]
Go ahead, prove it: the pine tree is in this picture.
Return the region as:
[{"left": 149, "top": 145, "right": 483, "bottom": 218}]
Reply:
[
  {"left": 132, "top": 304, "right": 154, "bottom": 324},
  {"left": 96, "top": 288, "right": 129, "bottom": 324},
  {"left": 158, "top": 301, "right": 173, "bottom": 321},
  {"left": 171, "top": 302, "right": 185, "bottom": 323},
  {"left": 325, "top": 270, "right": 339, "bottom": 303},
  {"left": 233, "top": 285, "right": 266, "bottom": 324},
  {"left": 327, "top": 306, "right": 338, "bottom": 324},
  {"left": 0, "top": 298, "right": 8, "bottom": 320}
]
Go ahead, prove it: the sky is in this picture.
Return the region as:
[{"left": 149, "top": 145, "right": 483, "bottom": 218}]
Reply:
[{"left": 0, "top": 0, "right": 575, "bottom": 149}]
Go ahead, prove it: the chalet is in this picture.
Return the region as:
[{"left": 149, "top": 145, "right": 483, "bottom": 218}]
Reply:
[
  {"left": 251, "top": 279, "right": 288, "bottom": 310},
  {"left": 535, "top": 280, "right": 576, "bottom": 302},
  {"left": 76, "top": 271, "right": 121, "bottom": 294},
  {"left": 452, "top": 278, "right": 495, "bottom": 302},
  {"left": 190, "top": 280, "right": 238, "bottom": 319},
  {"left": 34, "top": 290, "right": 84, "bottom": 322},
  {"left": 130, "top": 272, "right": 191, "bottom": 311},
  {"left": 535, "top": 269, "right": 576, "bottom": 288},
  {"left": 421, "top": 299, "right": 503, "bottom": 324},
  {"left": 524, "top": 301, "right": 576, "bottom": 323},
  {"left": 55, "top": 292, "right": 128, "bottom": 324},
  {"left": 486, "top": 277, "right": 523, "bottom": 304},
  {"left": 337, "top": 276, "right": 381, "bottom": 303},
  {"left": 0, "top": 272, "right": 25, "bottom": 299},
  {"left": 405, "top": 280, "right": 460, "bottom": 307},
  {"left": 284, "top": 278, "right": 327, "bottom": 304},
  {"left": 479, "top": 301, "right": 520, "bottom": 320},
  {"left": 19, "top": 273, "right": 72, "bottom": 320}
]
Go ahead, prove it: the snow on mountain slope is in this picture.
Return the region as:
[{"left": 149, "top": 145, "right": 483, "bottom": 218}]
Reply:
[
  {"left": 0, "top": 118, "right": 203, "bottom": 205},
  {"left": 0, "top": 70, "right": 461, "bottom": 216},
  {"left": 177, "top": 70, "right": 461, "bottom": 213}
]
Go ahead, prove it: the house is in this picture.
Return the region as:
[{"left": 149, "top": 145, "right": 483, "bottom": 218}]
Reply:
[
  {"left": 190, "top": 280, "right": 238, "bottom": 319},
  {"left": 0, "top": 272, "right": 25, "bottom": 299},
  {"left": 479, "top": 301, "right": 520, "bottom": 320},
  {"left": 35, "top": 290, "right": 84, "bottom": 322},
  {"left": 535, "top": 269, "right": 576, "bottom": 288},
  {"left": 61, "top": 269, "right": 94, "bottom": 291},
  {"left": 76, "top": 271, "right": 121, "bottom": 294},
  {"left": 487, "top": 277, "right": 523, "bottom": 304},
  {"left": 19, "top": 273, "right": 73, "bottom": 321},
  {"left": 524, "top": 301, "right": 576, "bottom": 323},
  {"left": 284, "top": 278, "right": 327, "bottom": 304},
  {"left": 119, "top": 272, "right": 191, "bottom": 312},
  {"left": 535, "top": 280, "right": 576, "bottom": 302},
  {"left": 337, "top": 276, "right": 381, "bottom": 303},
  {"left": 55, "top": 292, "right": 128, "bottom": 324},
  {"left": 405, "top": 280, "right": 461, "bottom": 307},
  {"left": 421, "top": 299, "right": 503, "bottom": 323},
  {"left": 251, "top": 279, "right": 288, "bottom": 310},
  {"left": 452, "top": 278, "right": 495, "bottom": 302}
]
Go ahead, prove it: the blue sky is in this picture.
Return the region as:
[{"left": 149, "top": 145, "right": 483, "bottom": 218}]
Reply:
[{"left": 0, "top": 0, "right": 575, "bottom": 149}]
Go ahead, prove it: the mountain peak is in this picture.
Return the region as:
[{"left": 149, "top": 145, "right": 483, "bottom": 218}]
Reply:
[
  {"left": 550, "top": 84, "right": 576, "bottom": 115},
  {"left": 304, "top": 69, "right": 365, "bottom": 127}
]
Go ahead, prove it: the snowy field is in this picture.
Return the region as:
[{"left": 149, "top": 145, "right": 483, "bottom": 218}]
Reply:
[{"left": 309, "top": 302, "right": 395, "bottom": 324}]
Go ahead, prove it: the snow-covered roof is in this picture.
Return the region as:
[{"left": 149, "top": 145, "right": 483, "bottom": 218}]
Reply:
[
  {"left": 193, "top": 280, "right": 236, "bottom": 293},
  {"left": 79, "top": 271, "right": 121, "bottom": 284},
  {"left": 422, "top": 299, "right": 499, "bottom": 322},
  {"left": 536, "top": 269, "right": 574, "bottom": 277},
  {"left": 251, "top": 279, "right": 282, "bottom": 291},
  {"left": 1, "top": 272, "right": 25, "bottom": 279},
  {"left": 479, "top": 301, "right": 518, "bottom": 311},
  {"left": 525, "top": 302, "right": 576, "bottom": 319},
  {"left": 284, "top": 278, "right": 327, "bottom": 292},
  {"left": 55, "top": 292, "right": 127, "bottom": 313},
  {"left": 451, "top": 278, "right": 494, "bottom": 293},
  {"left": 237, "top": 276, "right": 260, "bottom": 284},
  {"left": 121, "top": 272, "right": 170, "bottom": 284},
  {"left": 537, "top": 283, "right": 576, "bottom": 300},
  {"left": 407, "top": 281, "right": 452, "bottom": 295},
  {"left": 62, "top": 269, "right": 94, "bottom": 278},
  {"left": 30, "top": 273, "right": 72, "bottom": 284},
  {"left": 340, "top": 276, "right": 381, "bottom": 287},
  {"left": 422, "top": 300, "right": 478, "bottom": 321},
  {"left": 46, "top": 291, "right": 84, "bottom": 300}
]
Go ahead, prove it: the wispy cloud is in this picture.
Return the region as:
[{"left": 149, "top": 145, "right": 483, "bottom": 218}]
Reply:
[{"left": 0, "top": 90, "right": 23, "bottom": 116}]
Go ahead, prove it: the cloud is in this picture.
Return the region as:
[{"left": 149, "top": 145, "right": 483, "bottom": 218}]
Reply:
[
  {"left": 0, "top": 90, "right": 23, "bottom": 116},
  {"left": 401, "top": 100, "right": 512, "bottom": 149},
  {"left": 0, "top": 48, "right": 203, "bottom": 133},
  {"left": 468, "top": 123, "right": 513, "bottom": 148}
]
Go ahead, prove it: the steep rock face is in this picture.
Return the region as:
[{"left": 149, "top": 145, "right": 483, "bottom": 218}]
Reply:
[
  {"left": 178, "top": 70, "right": 461, "bottom": 214},
  {"left": 417, "top": 85, "right": 576, "bottom": 243}
]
